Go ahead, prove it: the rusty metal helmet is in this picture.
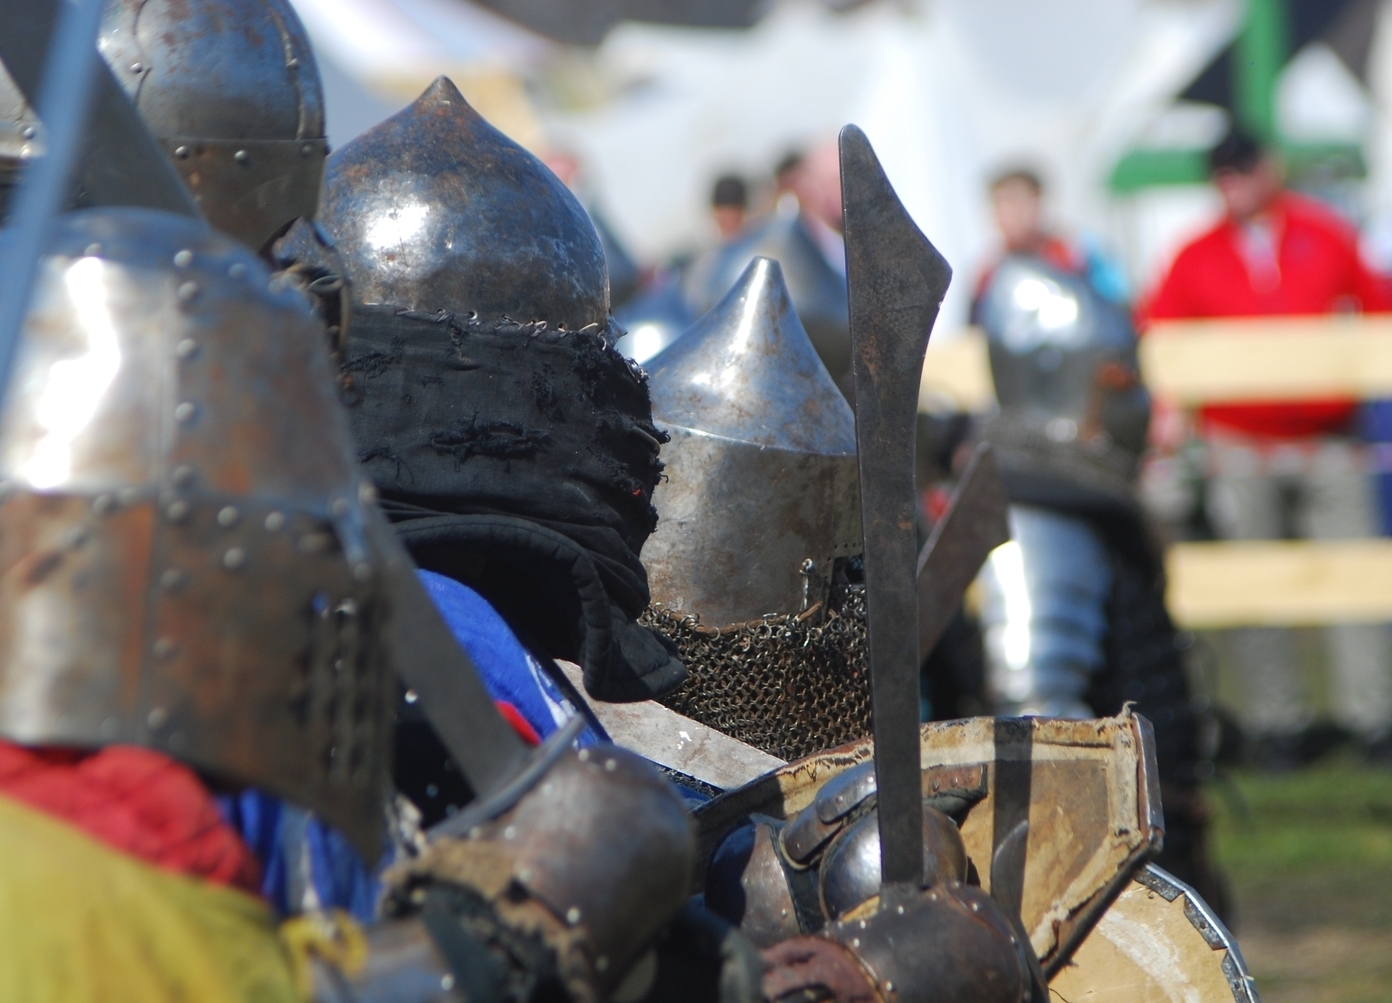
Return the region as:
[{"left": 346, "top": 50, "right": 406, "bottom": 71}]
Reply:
[
  {"left": 0, "top": 206, "right": 392, "bottom": 855},
  {"left": 0, "top": 61, "right": 40, "bottom": 213},
  {"left": 642, "top": 256, "right": 860, "bottom": 629},
  {"left": 318, "top": 75, "right": 611, "bottom": 335},
  {"left": 98, "top": 0, "right": 327, "bottom": 253}
]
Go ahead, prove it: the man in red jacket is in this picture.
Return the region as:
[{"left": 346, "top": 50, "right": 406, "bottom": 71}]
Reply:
[{"left": 1145, "top": 128, "right": 1392, "bottom": 767}]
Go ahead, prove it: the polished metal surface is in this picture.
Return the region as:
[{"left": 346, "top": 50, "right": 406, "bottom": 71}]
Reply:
[
  {"left": 99, "top": 0, "right": 327, "bottom": 249},
  {"left": 409, "top": 744, "right": 695, "bottom": 998},
  {"left": 703, "top": 816, "right": 803, "bottom": 948},
  {"left": 916, "top": 443, "right": 1011, "bottom": 663},
  {"left": 0, "top": 207, "right": 392, "bottom": 855},
  {"left": 818, "top": 805, "right": 968, "bottom": 920},
  {"left": 977, "top": 505, "right": 1113, "bottom": 719},
  {"left": 815, "top": 759, "right": 877, "bottom": 823},
  {"left": 684, "top": 210, "right": 850, "bottom": 394},
  {"left": 979, "top": 255, "right": 1151, "bottom": 485},
  {"left": 821, "top": 882, "right": 1032, "bottom": 1003},
  {"left": 840, "top": 124, "right": 951, "bottom": 890},
  {"left": 320, "top": 76, "right": 609, "bottom": 332},
  {"left": 642, "top": 256, "right": 860, "bottom": 628},
  {"left": 0, "top": 0, "right": 202, "bottom": 222}
]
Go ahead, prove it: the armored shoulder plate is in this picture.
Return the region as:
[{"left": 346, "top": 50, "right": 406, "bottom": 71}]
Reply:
[
  {"left": 0, "top": 207, "right": 392, "bottom": 856},
  {"left": 683, "top": 212, "right": 851, "bottom": 391},
  {"left": 99, "top": 0, "right": 328, "bottom": 251},
  {"left": 319, "top": 76, "right": 610, "bottom": 333},
  {"left": 642, "top": 257, "right": 860, "bottom": 628},
  {"left": 978, "top": 255, "right": 1150, "bottom": 485}
]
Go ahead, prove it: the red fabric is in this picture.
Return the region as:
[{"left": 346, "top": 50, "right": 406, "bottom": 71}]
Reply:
[
  {"left": 495, "top": 700, "right": 541, "bottom": 746},
  {"left": 1141, "top": 192, "right": 1392, "bottom": 438},
  {"left": 0, "top": 743, "right": 261, "bottom": 893}
]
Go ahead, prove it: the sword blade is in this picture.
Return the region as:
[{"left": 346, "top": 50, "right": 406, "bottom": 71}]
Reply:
[
  {"left": 840, "top": 125, "right": 952, "bottom": 890},
  {"left": 916, "top": 443, "right": 1010, "bottom": 663}
]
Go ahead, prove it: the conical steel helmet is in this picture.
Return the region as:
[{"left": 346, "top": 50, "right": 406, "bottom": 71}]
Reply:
[
  {"left": 643, "top": 257, "right": 860, "bottom": 629},
  {"left": 0, "top": 61, "right": 39, "bottom": 215},
  {"left": 319, "top": 76, "right": 611, "bottom": 335},
  {"left": 683, "top": 212, "right": 851, "bottom": 395},
  {"left": 0, "top": 207, "right": 392, "bottom": 855},
  {"left": 99, "top": 0, "right": 327, "bottom": 252}
]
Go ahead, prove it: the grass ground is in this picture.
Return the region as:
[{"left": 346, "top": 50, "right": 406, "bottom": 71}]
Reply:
[{"left": 1210, "top": 756, "right": 1392, "bottom": 1002}]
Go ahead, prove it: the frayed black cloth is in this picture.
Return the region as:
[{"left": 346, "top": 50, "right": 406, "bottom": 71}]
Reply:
[{"left": 343, "top": 304, "right": 686, "bottom": 702}]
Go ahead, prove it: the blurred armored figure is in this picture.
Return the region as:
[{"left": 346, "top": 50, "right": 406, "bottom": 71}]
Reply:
[
  {"left": 641, "top": 256, "right": 870, "bottom": 761},
  {"left": 973, "top": 253, "right": 1218, "bottom": 904},
  {"left": 0, "top": 206, "right": 393, "bottom": 999},
  {"left": 683, "top": 140, "right": 852, "bottom": 398}
]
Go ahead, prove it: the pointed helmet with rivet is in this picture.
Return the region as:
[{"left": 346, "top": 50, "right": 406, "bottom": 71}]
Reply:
[{"left": 0, "top": 206, "right": 393, "bottom": 856}]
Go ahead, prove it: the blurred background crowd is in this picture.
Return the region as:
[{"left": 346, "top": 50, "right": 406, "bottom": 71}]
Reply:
[{"left": 285, "top": 2, "right": 1392, "bottom": 996}]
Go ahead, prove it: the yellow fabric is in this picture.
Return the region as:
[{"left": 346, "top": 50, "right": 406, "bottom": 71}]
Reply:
[
  {"left": 0, "top": 793, "right": 303, "bottom": 1003},
  {"left": 280, "top": 909, "right": 369, "bottom": 998}
]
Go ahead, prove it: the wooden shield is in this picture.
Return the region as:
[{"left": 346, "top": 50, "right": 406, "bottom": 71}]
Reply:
[
  {"left": 1049, "top": 864, "right": 1259, "bottom": 1003},
  {"left": 693, "top": 709, "right": 1163, "bottom": 973}
]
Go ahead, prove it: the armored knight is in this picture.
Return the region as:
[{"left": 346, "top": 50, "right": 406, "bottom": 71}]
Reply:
[
  {"left": 640, "top": 256, "right": 869, "bottom": 761},
  {"left": 0, "top": 205, "right": 392, "bottom": 998},
  {"left": 973, "top": 254, "right": 1216, "bottom": 907}
]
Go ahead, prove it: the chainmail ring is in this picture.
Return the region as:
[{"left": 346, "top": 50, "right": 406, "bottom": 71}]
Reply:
[{"left": 646, "top": 585, "right": 871, "bottom": 761}]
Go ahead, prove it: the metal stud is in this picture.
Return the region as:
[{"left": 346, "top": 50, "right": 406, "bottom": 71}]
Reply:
[
  {"left": 228, "top": 262, "right": 247, "bottom": 280},
  {"left": 175, "top": 338, "right": 198, "bottom": 359},
  {"left": 264, "top": 512, "right": 285, "bottom": 532},
  {"left": 404, "top": 689, "right": 418, "bottom": 704},
  {"left": 165, "top": 499, "right": 190, "bottom": 522},
  {"left": 21, "top": 125, "right": 35, "bottom": 140},
  {"left": 233, "top": 149, "right": 249, "bottom": 164},
  {"left": 566, "top": 907, "right": 581, "bottom": 925},
  {"left": 604, "top": 758, "right": 617, "bottom": 772},
  {"left": 173, "top": 250, "right": 193, "bottom": 268},
  {"left": 171, "top": 464, "right": 196, "bottom": 487},
  {"left": 176, "top": 281, "right": 199, "bottom": 304},
  {"left": 222, "top": 547, "right": 246, "bottom": 570},
  {"left": 358, "top": 481, "right": 377, "bottom": 503},
  {"left": 173, "top": 145, "right": 190, "bottom": 159},
  {"left": 173, "top": 402, "right": 196, "bottom": 424},
  {"left": 503, "top": 826, "right": 517, "bottom": 841},
  {"left": 286, "top": 56, "right": 299, "bottom": 68},
  {"left": 440, "top": 975, "right": 454, "bottom": 992},
  {"left": 129, "top": 61, "right": 143, "bottom": 73},
  {"left": 217, "top": 506, "right": 239, "bottom": 527}
]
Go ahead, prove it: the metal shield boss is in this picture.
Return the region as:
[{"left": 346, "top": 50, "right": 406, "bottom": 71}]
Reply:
[
  {"left": 318, "top": 76, "right": 611, "bottom": 334},
  {"left": 98, "top": 0, "right": 328, "bottom": 251},
  {"left": 977, "top": 255, "right": 1151, "bottom": 482},
  {"left": 0, "top": 207, "right": 392, "bottom": 856},
  {"left": 643, "top": 257, "right": 861, "bottom": 629}
]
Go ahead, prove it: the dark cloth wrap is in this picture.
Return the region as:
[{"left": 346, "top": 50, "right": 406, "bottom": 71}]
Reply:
[{"left": 343, "top": 304, "right": 685, "bottom": 701}]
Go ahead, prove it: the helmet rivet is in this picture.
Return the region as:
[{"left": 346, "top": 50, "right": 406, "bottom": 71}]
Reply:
[
  {"left": 565, "top": 907, "right": 581, "bottom": 925},
  {"left": 577, "top": 749, "right": 589, "bottom": 762},
  {"left": 92, "top": 494, "right": 114, "bottom": 515},
  {"left": 147, "top": 707, "right": 168, "bottom": 728},
  {"left": 130, "top": 62, "right": 143, "bottom": 73},
  {"left": 83, "top": 243, "right": 101, "bottom": 257},
  {"left": 228, "top": 263, "right": 247, "bottom": 280},
  {"left": 21, "top": 126, "right": 35, "bottom": 140},
  {"left": 217, "top": 506, "right": 239, "bottom": 527},
  {"left": 174, "top": 145, "right": 190, "bottom": 159},
  {"left": 264, "top": 512, "right": 285, "bottom": 532},
  {"left": 301, "top": 143, "right": 313, "bottom": 157},
  {"left": 604, "top": 758, "right": 617, "bottom": 772},
  {"left": 173, "top": 250, "right": 193, "bottom": 268},
  {"left": 174, "top": 401, "right": 197, "bottom": 424},
  {"left": 177, "top": 281, "right": 199, "bottom": 304},
  {"left": 358, "top": 482, "right": 377, "bottom": 503},
  {"left": 175, "top": 339, "right": 198, "bottom": 359},
  {"left": 503, "top": 825, "right": 517, "bottom": 840},
  {"left": 440, "top": 975, "right": 454, "bottom": 992},
  {"left": 171, "top": 464, "right": 196, "bottom": 487},
  {"left": 165, "top": 500, "right": 190, "bottom": 522},
  {"left": 234, "top": 149, "right": 249, "bottom": 164},
  {"left": 286, "top": 56, "right": 300, "bottom": 68},
  {"left": 159, "top": 568, "right": 185, "bottom": 591},
  {"left": 223, "top": 547, "right": 246, "bottom": 570}
]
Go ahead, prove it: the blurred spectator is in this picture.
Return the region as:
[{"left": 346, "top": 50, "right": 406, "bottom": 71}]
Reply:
[
  {"left": 710, "top": 174, "right": 749, "bottom": 241},
  {"left": 974, "top": 167, "right": 1129, "bottom": 309},
  {"left": 1143, "top": 127, "right": 1392, "bottom": 768}
]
